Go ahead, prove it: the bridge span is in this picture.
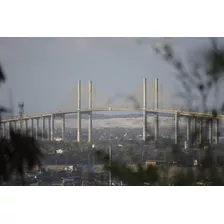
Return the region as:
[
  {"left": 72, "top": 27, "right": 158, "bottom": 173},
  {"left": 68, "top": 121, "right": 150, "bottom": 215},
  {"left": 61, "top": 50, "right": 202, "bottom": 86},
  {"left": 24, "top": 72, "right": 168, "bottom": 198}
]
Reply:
[{"left": 0, "top": 78, "right": 223, "bottom": 145}]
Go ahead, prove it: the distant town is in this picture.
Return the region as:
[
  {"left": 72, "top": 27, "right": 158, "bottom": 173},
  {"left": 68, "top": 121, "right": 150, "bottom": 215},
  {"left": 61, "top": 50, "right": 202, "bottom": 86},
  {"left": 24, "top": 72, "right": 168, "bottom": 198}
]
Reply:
[{"left": 3, "top": 113, "right": 224, "bottom": 186}]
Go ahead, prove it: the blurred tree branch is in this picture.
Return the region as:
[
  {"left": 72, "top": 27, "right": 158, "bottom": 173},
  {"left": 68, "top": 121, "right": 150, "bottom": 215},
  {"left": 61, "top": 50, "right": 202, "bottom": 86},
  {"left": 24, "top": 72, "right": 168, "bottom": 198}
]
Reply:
[
  {"left": 95, "top": 37, "right": 224, "bottom": 186},
  {"left": 0, "top": 63, "right": 44, "bottom": 185}
]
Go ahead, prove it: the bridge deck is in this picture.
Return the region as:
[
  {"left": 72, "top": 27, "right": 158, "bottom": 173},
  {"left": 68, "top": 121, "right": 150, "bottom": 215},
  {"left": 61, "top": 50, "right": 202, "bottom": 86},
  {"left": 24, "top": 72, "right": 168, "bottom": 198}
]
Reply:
[{"left": 1, "top": 107, "right": 224, "bottom": 122}]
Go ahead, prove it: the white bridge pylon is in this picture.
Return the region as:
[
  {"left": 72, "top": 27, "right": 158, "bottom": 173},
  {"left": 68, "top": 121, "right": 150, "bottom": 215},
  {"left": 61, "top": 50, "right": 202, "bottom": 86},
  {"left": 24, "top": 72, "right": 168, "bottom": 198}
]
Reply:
[
  {"left": 58, "top": 79, "right": 175, "bottom": 111},
  {"left": 0, "top": 78, "right": 222, "bottom": 145},
  {"left": 58, "top": 82, "right": 109, "bottom": 111}
]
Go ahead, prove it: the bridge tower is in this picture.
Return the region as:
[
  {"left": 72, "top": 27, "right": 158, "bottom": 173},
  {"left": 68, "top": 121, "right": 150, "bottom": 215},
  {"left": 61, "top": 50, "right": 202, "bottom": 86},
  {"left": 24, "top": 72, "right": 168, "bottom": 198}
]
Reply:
[
  {"left": 18, "top": 102, "right": 24, "bottom": 131},
  {"left": 143, "top": 77, "right": 160, "bottom": 142},
  {"left": 154, "top": 78, "right": 159, "bottom": 142},
  {"left": 77, "top": 80, "right": 82, "bottom": 142},
  {"left": 143, "top": 78, "right": 147, "bottom": 141},
  {"left": 88, "top": 80, "right": 93, "bottom": 142}
]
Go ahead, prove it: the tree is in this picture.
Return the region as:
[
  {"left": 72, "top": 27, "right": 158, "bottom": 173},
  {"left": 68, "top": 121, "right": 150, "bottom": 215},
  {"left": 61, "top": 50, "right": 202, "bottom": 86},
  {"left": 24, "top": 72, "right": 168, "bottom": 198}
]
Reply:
[
  {"left": 0, "top": 63, "right": 43, "bottom": 185},
  {"left": 150, "top": 37, "right": 224, "bottom": 113}
]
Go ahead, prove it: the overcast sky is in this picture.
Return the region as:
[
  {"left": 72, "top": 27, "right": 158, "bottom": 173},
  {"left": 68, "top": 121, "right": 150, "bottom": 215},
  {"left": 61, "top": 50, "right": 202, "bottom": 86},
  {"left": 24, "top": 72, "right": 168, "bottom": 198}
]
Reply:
[{"left": 0, "top": 37, "right": 222, "bottom": 115}]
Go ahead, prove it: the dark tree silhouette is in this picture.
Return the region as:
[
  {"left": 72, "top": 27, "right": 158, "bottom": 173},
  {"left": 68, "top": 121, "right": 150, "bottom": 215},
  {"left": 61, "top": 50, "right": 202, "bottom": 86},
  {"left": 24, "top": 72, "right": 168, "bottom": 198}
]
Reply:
[{"left": 0, "top": 63, "right": 43, "bottom": 185}]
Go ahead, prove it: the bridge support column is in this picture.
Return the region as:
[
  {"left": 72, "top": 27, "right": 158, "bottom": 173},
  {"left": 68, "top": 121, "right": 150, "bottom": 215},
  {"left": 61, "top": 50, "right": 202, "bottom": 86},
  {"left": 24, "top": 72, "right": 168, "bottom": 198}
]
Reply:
[
  {"left": 62, "top": 115, "right": 65, "bottom": 141},
  {"left": 209, "top": 118, "right": 213, "bottom": 145},
  {"left": 77, "top": 111, "right": 81, "bottom": 142},
  {"left": 143, "top": 78, "right": 147, "bottom": 142},
  {"left": 25, "top": 120, "right": 28, "bottom": 135},
  {"left": 2, "top": 122, "right": 6, "bottom": 138},
  {"left": 4, "top": 122, "right": 6, "bottom": 138},
  {"left": 215, "top": 119, "right": 219, "bottom": 144},
  {"left": 48, "top": 117, "right": 51, "bottom": 141},
  {"left": 42, "top": 117, "right": 45, "bottom": 141},
  {"left": 154, "top": 115, "right": 158, "bottom": 142},
  {"left": 187, "top": 117, "right": 191, "bottom": 147},
  {"left": 50, "top": 114, "right": 55, "bottom": 141},
  {"left": 154, "top": 78, "right": 159, "bottom": 143},
  {"left": 193, "top": 117, "right": 197, "bottom": 146},
  {"left": 77, "top": 80, "right": 81, "bottom": 143},
  {"left": 0, "top": 123, "right": 2, "bottom": 138},
  {"left": 1, "top": 123, "right": 3, "bottom": 138},
  {"left": 8, "top": 121, "right": 11, "bottom": 139},
  {"left": 30, "top": 119, "right": 34, "bottom": 137},
  {"left": 88, "top": 80, "right": 92, "bottom": 143},
  {"left": 174, "top": 113, "right": 179, "bottom": 145},
  {"left": 36, "top": 118, "right": 40, "bottom": 140},
  {"left": 198, "top": 118, "right": 203, "bottom": 145},
  {"left": 88, "top": 113, "right": 92, "bottom": 143},
  {"left": 13, "top": 121, "right": 16, "bottom": 131}
]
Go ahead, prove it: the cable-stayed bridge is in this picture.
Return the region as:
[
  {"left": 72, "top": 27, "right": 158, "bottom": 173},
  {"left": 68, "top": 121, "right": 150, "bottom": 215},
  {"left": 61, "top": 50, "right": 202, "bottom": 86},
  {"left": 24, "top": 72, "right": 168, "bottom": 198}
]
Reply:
[
  {"left": 57, "top": 77, "right": 174, "bottom": 111},
  {"left": 0, "top": 78, "right": 223, "bottom": 145}
]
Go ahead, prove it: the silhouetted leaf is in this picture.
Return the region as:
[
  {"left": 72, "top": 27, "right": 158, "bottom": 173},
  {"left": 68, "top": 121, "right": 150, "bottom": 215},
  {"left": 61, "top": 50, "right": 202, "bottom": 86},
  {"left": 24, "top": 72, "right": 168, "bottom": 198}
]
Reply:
[
  {"left": 0, "top": 63, "right": 6, "bottom": 83},
  {"left": 174, "top": 60, "right": 182, "bottom": 70},
  {"left": 0, "top": 106, "right": 9, "bottom": 113},
  {"left": 198, "top": 84, "right": 204, "bottom": 91}
]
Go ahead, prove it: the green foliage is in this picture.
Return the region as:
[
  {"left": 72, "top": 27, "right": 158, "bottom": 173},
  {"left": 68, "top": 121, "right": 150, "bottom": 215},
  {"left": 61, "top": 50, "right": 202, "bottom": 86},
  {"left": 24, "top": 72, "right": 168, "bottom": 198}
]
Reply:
[
  {"left": 96, "top": 145, "right": 224, "bottom": 186},
  {"left": 171, "top": 168, "right": 196, "bottom": 186},
  {"left": 96, "top": 150, "right": 159, "bottom": 185}
]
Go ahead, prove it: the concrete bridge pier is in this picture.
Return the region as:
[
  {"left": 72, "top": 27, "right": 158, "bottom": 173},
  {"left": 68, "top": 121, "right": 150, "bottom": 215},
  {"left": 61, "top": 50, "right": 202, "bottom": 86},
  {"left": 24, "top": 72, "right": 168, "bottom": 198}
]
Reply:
[
  {"left": 42, "top": 117, "right": 45, "bottom": 141},
  {"left": 154, "top": 114, "right": 158, "bottom": 142},
  {"left": 4, "top": 122, "right": 6, "bottom": 138},
  {"left": 143, "top": 78, "right": 147, "bottom": 142},
  {"left": 174, "top": 112, "right": 179, "bottom": 145},
  {"left": 61, "top": 115, "right": 65, "bottom": 141},
  {"left": 77, "top": 111, "right": 81, "bottom": 143},
  {"left": 50, "top": 114, "right": 55, "bottom": 141},
  {"left": 30, "top": 119, "right": 34, "bottom": 137},
  {"left": 215, "top": 119, "right": 219, "bottom": 144},
  {"left": 88, "top": 112, "right": 92, "bottom": 143},
  {"left": 198, "top": 117, "right": 203, "bottom": 145},
  {"left": 13, "top": 121, "right": 17, "bottom": 131},
  {"left": 77, "top": 80, "right": 81, "bottom": 143},
  {"left": 48, "top": 116, "right": 51, "bottom": 141},
  {"left": 36, "top": 118, "right": 40, "bottom": 140},
  {"left": 1, "top": 122, "right": 5, "bottom": 138},
  {"left": 0, "top": 123, "right": 2, "bottom": 137},
  {"left": 193, "top": 117, "right": 197, "bottom": 145},
  {"left": 6, "top": 122, "right": 8, "bottom": 139},
  {"left": 1, "top": 122, "right": 6, "bottom": 138},
  {"left": 25, "top": 120, "right": 28, "bottom": 135},
  {"left": 143, "top": 111, "right": 147, "bottom": 141},
  {"left": 154, "top": 78, "right": 159, "bottom": 143},
  {"left": 8, "top": 121, "right": 11, "bottom": 139},
  {"left": 3, "top": 122, "right": 6, "bottom": 138},
  {"left": 186, "top": 117, "right": 191, "bottom": 147},
  {"left": 209, "top": 118, "right": 213, "bottom": 144},
  {"left": 88, "top": 80, "right": 92, "bottom": 143}
]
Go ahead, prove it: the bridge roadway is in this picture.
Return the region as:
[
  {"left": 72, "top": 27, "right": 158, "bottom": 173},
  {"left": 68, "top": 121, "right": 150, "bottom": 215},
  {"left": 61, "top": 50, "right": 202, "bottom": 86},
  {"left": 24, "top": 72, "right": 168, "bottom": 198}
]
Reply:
[{"left": 2, "top": 107, "right": 224, "bottom": 122}]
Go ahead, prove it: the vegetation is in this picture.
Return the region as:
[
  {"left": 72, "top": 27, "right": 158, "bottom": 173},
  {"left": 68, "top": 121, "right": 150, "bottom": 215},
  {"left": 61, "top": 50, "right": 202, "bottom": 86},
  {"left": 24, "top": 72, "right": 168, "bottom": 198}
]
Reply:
[
  {"left": 0, "top": 38, "right": 224, "bottom": 186},
  {"left": 96, "top": 38, "right": 224, "bottom": 186},
  {"left": 0, "top": 63, "right": 43, "bottom": 185}
]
